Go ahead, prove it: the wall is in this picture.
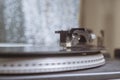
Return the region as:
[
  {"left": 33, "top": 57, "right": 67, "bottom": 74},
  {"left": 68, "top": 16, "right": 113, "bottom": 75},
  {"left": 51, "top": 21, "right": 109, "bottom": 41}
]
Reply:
[{"left": 80, "top": 0, "right": 120, "bottom": 58}]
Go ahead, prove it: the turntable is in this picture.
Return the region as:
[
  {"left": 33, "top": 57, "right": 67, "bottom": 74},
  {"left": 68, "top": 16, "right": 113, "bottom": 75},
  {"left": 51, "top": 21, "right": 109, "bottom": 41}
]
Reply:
[{"left": 0, "top": 28, "right": 105, "bottom": 74}]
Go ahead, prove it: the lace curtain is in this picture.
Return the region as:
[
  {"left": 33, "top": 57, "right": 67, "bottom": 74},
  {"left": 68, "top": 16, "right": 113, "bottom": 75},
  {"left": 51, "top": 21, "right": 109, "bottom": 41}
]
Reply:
[{"left": 3, "top": 0, "right": 80, "bottom": 46}]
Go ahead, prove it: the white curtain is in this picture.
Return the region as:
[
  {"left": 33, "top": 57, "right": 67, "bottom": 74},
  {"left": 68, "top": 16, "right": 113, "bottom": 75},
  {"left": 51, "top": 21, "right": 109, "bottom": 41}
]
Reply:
[{"left": 3, "top": 0, "right": 80, "bottom": 46}]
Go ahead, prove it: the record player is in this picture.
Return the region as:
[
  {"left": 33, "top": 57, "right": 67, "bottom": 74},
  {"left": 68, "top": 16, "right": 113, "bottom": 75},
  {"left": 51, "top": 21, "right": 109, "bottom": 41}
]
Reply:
[{"left": 0, "top": 28, "right": 105, "bottom": 74}]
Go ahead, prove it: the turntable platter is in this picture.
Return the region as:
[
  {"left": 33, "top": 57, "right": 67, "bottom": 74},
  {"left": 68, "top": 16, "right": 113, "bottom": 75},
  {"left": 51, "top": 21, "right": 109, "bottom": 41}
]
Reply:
[{"left": 0, "top": 45, "right": 105, "bottom": 74}]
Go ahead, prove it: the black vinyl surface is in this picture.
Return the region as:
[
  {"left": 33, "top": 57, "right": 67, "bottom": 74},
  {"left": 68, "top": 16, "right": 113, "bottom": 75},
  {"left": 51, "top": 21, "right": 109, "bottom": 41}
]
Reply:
[{"left": 0, "top": 46, "right": 101, "bottom": 56}]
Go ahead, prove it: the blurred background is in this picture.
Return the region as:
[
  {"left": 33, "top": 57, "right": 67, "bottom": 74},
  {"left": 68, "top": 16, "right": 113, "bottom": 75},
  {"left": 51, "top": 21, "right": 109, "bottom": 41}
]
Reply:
[
  {"left": 0, "top": 0, "right": 80, "bottom": 46},
  {"left": 0, "top": 0, "right": 120, "bottom": 58},
  {"left": 80, "top": 0, "right": 120, "bottom": 58}
]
